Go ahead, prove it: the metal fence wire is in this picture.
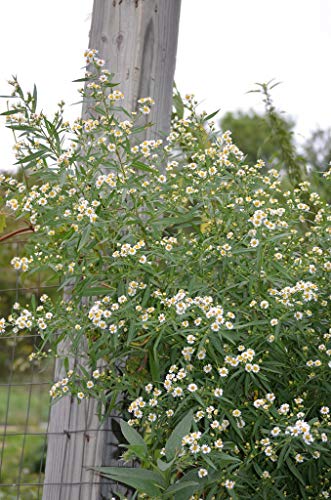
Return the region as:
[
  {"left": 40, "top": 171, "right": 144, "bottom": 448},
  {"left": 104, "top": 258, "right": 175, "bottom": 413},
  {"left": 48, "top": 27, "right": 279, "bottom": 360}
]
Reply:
[{"left": 0, "top": 238, "right": 130, "bottom": 500}]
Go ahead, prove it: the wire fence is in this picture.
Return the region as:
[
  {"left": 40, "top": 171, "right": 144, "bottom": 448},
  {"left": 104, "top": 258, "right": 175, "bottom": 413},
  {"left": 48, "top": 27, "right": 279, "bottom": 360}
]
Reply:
[
  {"left": 0, "top": 238, "right": 129, "bottom": 500},
  {"left": 0, "top": 239, "right": 50, "bottom": 499}
]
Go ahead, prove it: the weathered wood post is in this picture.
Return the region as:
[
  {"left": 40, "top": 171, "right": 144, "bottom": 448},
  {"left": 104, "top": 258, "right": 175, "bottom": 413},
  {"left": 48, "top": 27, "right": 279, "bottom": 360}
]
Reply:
[{"left": 43, "top": 1, "right": 181, "bottom": 499}]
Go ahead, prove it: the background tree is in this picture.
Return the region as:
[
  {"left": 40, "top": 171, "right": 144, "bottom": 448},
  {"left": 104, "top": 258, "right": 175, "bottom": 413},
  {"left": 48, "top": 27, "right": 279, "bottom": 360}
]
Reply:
[
  {"left": 220, "top": 109, "right": 295, "bottom": 165},
  {"left": 303, "top": 127, "right": 331, "bottom": 201},
  {"left": 302, "top": 127, "right": 331, "bottom": 171}
]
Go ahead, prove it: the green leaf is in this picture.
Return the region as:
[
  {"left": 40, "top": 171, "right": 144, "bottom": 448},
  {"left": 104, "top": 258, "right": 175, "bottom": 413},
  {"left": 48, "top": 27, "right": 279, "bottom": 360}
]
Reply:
[
  {"left": 131, "top": 159, "right": 156, "bottom": 173},
  {"left": 127, "top": 444, "right": 147, "bottom": 460},
  {"left": 173, "top": 85, "right": 184, "bottom": 119},
  {"left": 174, "top": 482, "right": 202, "bottom": 500},
  {"left": 0, "top": 108, "right": 25, "bottom": 116},
  {"left": 104, "top": 81, "right": 120, "bottom": 88},
  {"left": 277, "top": 443, "right": 290, "bottom": 468},
  {"left": 127, "top": 320, "right": 137, "bottom": 345},
  {"left": 8, "top": 125, "right": 37, "bottom": 132},
  {"left": 165, "top": 410, "right": 193, "bottom": 461},
  {"left": 77, "top": 225, "right": 91, "bottom": 252},
  {"left": 63, "top": 357, "right": 69, "bottom": 372},
  {"left": 149, "top": 346, "right": 160, "bottom": 382},
  {"left": 156, "top": 458, "right": 175, "bottom": 472},
  {"left": 152, "top": 211, "right": 199, "bottom": 228},
  {"left": 203, "top": 109, "right": 220, "bottom": 122},
  {"left": 216, "top": 452, "right": 241, "bottom": 465},
  {"left": 32, "top": 84, "right": 37, "bottom": 112},
  {"left": 164, "top": 480, "right": 199, "bottom": 496},
  {"left": 96, "top": 467, "right": 164, "bottom": 496},
  {"left": 80, "top": 287, "right": 112, "bottom": 296},
  {"left": 15, "top": 149, "right": 47, "bottom": 165},
  {"left": 119, "top": 420, "right": 147, "bottom": 451},
  {"left": 72, "top": 77, "right": 91, "bottom": 83},
  {"left": 286, "top": 458, "right": 306, "bottom": 486}
]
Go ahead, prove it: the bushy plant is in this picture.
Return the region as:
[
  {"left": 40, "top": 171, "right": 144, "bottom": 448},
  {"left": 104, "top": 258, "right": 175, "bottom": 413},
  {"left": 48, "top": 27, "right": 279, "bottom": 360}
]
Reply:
[{"left": 1, "top": 51, "right": 330, "bottom": 498}]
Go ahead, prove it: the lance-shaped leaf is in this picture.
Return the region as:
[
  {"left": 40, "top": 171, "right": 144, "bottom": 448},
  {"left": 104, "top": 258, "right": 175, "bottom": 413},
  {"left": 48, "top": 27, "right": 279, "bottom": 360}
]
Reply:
[
  {"left": 119, "top": 419, "right": 147, "bottom": 452},
  {"left": 96, "top": 467, "right": 164, "bottom": 496},
  {"left": 164, "top": 410, "right": 193, "bottom": 461}
]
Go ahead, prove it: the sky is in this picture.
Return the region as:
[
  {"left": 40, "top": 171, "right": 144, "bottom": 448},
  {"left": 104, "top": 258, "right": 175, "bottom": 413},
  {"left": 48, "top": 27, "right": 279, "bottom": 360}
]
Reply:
[{"left": 1, "top": 0, "right": 331, "bottom": 170}]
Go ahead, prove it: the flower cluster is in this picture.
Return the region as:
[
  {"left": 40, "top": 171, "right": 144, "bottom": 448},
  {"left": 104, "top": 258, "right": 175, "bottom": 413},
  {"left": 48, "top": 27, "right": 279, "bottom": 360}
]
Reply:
[
  {"left": 11, "top": 256, "right": 33, "bottom": 272},
  {"left": 1, "top": 52, "right": 330, "bottom": 498},
  {"left": 112, "top": 240, "right": 146, "bottom": 259}
]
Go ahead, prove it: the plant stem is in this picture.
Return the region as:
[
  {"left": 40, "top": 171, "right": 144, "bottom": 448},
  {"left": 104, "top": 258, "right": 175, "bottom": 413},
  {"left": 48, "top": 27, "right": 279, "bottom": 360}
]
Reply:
[{"left": 0, "top": 225, "right": 34, "bottom": 243}]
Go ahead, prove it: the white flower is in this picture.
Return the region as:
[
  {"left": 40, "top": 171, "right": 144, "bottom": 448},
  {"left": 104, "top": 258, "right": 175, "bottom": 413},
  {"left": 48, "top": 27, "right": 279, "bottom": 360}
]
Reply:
[
  {"left": 250, "top": 238, "right": 259, "bottom": 247},
  {"left": 264, "top": 446, "right": 273, "bottom": 456},
  {"left": 270, "top": 426, "right": 281, "bottom": 437},
  {"left": 214, "top": 438, "right": 223, "bottom": 449},
  {"left": 225, "top": 479, "right": 235, "bottom": 489},
  {"left": 253, "top": 398, "right": 265, "bottom": 409},
  {"left": 201, "top": 444, "right": 211, "bottom": 454},
  {"left": 198, "top": 468, "right": 208, "bottom": 478},
  {"left": 218, "top": 367, "right": 229, "bottom": 377},
  {"left": 190, "top": 442, "right": 200, "bottom": 454},
  {"left": 279, "top": 403, "right": 290, "bottom": 414},
  {"left": 321, "top": 433, "right": 328, "bottom": 442},
  {"left": 172, "top": 387, "right": 183, "bottom": 397}
]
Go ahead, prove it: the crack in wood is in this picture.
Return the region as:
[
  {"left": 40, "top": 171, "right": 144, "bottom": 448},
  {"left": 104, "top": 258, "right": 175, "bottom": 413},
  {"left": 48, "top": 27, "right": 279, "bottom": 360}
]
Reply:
[{"left": 137, "top": 17, "right": 154, "bottom": 107}]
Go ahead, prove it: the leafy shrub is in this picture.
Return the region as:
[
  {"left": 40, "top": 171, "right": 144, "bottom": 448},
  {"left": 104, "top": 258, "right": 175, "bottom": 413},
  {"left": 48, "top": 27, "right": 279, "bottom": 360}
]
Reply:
[{"left": 1, "top": 51, "right": 330, "bottom": 498}]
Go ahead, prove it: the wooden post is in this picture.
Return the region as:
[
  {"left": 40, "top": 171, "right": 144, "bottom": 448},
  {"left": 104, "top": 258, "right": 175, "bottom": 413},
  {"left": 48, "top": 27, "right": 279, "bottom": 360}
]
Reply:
[
  {"left": 43, "top": 1, "right": 181, "bottom": 499},
  {"left": 87, "top": 0, "right": 181, "bottom": 138}
]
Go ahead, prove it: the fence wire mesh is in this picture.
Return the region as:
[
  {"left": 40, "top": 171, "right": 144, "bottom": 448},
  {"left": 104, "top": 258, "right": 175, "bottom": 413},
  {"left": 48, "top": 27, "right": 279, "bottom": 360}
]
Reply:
[
  {"left": 0, "top": 238, "right": 129, "bottom": 500},
  {"left": 0, "top": 239, "right": 51, "bottom": 499}
]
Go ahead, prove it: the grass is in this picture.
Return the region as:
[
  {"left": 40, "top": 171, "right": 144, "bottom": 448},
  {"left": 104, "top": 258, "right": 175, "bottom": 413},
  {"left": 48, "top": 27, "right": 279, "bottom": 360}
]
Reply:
[{"left": 0, "top": 382, "right": 51, "bottom": 499}]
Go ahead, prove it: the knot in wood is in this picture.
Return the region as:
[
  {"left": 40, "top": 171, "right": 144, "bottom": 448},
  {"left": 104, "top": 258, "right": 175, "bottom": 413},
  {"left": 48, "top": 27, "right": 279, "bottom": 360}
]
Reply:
[{"left": 114, "top": 31, "right": 124, "bottom": 51}]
